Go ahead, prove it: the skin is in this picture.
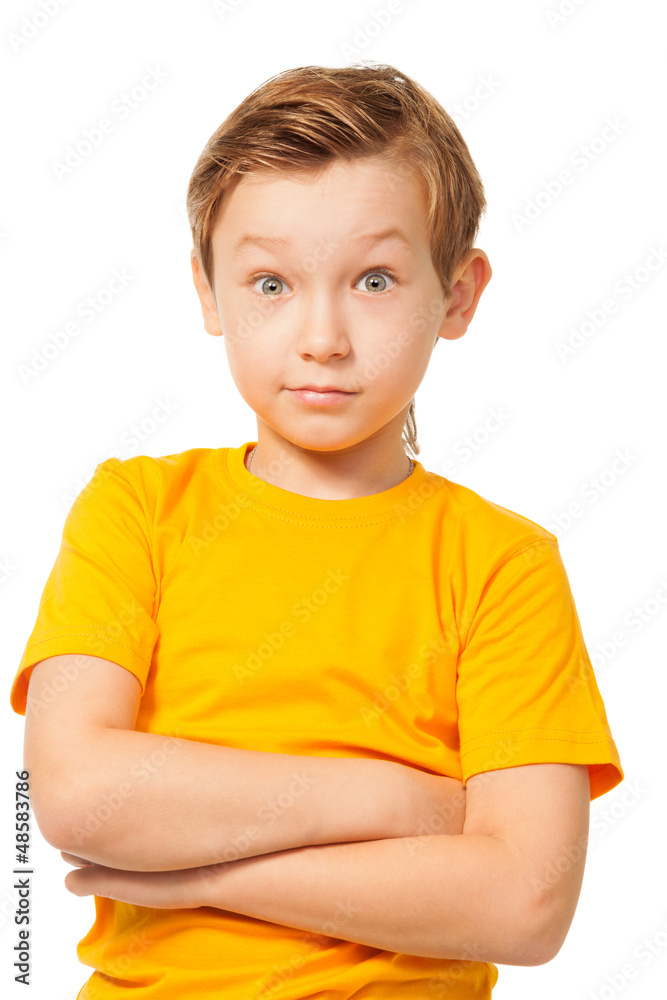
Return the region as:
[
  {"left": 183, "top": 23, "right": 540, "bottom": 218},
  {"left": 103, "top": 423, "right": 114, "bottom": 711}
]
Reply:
[
  {"left": 191, "top": 155, "right": 492, "bottom": 499},
  {"left": 63, "top": 154, "right": 492, "bottom": 906},
  {"left": 62, "top": 852, "right": 212, "bottom": 908}
]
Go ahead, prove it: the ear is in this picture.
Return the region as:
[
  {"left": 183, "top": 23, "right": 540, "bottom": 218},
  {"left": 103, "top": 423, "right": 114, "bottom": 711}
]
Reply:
[
  {"left": 190, "top": 251, "right": 223, "bottom": 338},
  {"left": 435, "top": 249, "right": 492, "bottom": 342}
]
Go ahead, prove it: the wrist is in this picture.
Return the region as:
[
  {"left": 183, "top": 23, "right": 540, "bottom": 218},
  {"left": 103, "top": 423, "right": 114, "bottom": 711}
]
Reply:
[
  {"left": 196, "top": 857, "right": 236, "bottom": 909},
  {"left": 309, "top": 757, "right": 406, "bottom": 845},
  {"left": 403, "top": 770, "right": 467, "bottom": 839}
]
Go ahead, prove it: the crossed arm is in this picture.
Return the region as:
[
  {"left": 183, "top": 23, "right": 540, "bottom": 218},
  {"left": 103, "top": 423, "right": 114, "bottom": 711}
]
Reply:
[{"left": 25, "top": 654, "right": 591, "bottom": 966}]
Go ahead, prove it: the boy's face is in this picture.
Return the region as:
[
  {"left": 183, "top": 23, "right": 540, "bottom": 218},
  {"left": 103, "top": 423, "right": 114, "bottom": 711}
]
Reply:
[{"left": 192, "top": 156, "right": 489, "bottom": 459}]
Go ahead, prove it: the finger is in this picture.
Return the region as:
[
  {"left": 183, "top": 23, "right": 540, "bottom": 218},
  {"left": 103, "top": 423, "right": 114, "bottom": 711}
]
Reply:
[
  {"left": 61, "top": 851, "right": 92, "bottom": 867},
  {"left": 64, "top": 864, "right": 161, "bottom": 906},
  {"left": 64, "top": 865, "right": 101, "bottom": 897}
]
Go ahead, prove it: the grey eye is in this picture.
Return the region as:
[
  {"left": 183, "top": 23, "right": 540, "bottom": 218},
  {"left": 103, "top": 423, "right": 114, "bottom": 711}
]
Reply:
[
  {"left": 356, "top": 271, "right": 394, "bottom": 293},
  {"left": 253, "top": 276, "right": 287, "bottom": 296}
]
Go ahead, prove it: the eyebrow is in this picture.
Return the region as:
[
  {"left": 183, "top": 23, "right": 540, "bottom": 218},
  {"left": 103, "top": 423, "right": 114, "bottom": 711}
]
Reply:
[{"left": 231, "top": 227, "right": 418, "bottom": 260}]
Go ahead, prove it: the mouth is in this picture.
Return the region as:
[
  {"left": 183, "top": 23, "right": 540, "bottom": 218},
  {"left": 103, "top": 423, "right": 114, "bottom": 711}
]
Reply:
[
  {"left": 287, "top": 387, "right": 357, "bottom": 407},
  {"left": 290, "top": 385, "right": 354, "bottom": 393}
]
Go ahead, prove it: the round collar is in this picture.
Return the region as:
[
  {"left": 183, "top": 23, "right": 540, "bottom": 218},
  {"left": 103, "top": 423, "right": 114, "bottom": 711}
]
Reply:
[{"left": 219, "top": 440, "right": 435, "bottom": 526}]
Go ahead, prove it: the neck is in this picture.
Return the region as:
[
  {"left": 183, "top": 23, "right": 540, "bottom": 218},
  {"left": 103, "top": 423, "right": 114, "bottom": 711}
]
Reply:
[{"left": 245, "top": 443, "right": 414, "bottom": 500}]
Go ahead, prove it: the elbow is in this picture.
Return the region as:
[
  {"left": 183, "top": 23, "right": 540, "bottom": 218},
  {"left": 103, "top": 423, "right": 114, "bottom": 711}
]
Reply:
[
  {"left": 516, "top": 934, "right": 562, "bottom": 968},
  {"left": 519, "top": 931, "right": 566, "bottom": 968},
  {"left": 29, "top": 775, "right": 95, "bottom": 857},
  {"left": 30, "top": 803, "right": 68, "bottom": 854},
  {"left": 533, "top": 906, "right": 578, "bottom": 967},
  {"left": 511, "top": 892, "right": 573, "bottom": 967},
  {"left": 501, "top": 928, "right": 559, "bottom": 969},
  {"left": 28, "top": 786, "right": 74, "bottom": 853},
  {"left": 33, "top": 773, "right": 140, "bottom": 869},
  {"left": 51, "top": 797, "right": 105, "bottom": 859}
]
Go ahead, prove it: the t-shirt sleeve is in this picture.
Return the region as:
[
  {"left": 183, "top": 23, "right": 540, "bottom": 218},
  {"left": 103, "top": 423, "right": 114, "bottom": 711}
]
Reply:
[
  {"left": 456, "top": 536, "right": 624, "bottom": 801},
  {"left": 9, "top": 458, "right": 159, "bottom": 716}
]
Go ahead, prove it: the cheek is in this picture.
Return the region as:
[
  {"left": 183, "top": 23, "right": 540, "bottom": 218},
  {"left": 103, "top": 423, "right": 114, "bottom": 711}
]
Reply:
[
  {"left": 216, "top": 282, "right": 267, "bottom": 339},
  {"left": 224, "top": 338, "right": 280, "bottom": 393},
  {"left": 360, "top": 327, "right": 426, "bottom": 385},
  {"left": 221, "top": 288, "right": 288, "bottom": 351}
]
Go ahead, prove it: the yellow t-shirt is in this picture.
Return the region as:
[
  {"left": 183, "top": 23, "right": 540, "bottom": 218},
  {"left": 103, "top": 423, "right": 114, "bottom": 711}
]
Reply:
[{"left": 9, "top": 441, "right": 624, "bottom": 999}]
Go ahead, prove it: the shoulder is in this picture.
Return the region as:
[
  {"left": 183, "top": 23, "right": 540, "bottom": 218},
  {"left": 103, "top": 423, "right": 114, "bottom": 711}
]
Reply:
[
  {"left": 88, "top": 447, "right": 226, "bottom": 506},
  {"left": 424, "top": 471, "right": 558, "bottom": 570}
]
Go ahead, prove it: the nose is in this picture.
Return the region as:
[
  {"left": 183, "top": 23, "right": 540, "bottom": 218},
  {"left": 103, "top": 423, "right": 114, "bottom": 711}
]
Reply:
[{"left": 295, "top": 288, "right": 351, "bottom": 362}]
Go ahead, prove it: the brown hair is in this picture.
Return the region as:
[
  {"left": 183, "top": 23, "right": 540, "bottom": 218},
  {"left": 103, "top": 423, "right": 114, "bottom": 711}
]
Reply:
[{"left": 186, "top": 62, "right": 487, "bottom": 459}]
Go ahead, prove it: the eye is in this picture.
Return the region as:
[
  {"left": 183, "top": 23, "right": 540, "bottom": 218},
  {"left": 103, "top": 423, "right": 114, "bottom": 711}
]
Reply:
[
  {"left": 249, "top": 273, "right": 291, "bottom": 297},
  {"left": 248, "top": 267, "right": 398, "bottom": 297},
  {"left": 355, "top": 267, "right": 397, "bottom": 293}
]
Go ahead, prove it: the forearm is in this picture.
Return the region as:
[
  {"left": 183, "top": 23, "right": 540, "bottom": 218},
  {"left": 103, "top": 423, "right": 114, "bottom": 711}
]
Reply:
[
  {"left": 52, "top": 728, "right": 415, "bottom": 872},
  {"left": 198, "top": 833, "right": 546, "bottom": 967}
]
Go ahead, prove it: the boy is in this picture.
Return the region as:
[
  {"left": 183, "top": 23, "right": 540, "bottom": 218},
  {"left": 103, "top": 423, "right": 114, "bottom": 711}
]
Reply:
[{"left": 10, "top": 63, "right": 623, "bottom": 999}]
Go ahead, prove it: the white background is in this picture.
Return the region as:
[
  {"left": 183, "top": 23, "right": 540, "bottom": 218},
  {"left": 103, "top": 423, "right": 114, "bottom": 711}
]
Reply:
[{"left": 1, "top": 0, "right": 665, "bottom": 997}]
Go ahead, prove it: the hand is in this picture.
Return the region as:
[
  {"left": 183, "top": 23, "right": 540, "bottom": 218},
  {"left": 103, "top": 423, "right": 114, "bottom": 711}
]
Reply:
[
  {"left": 61, "top": 850, "right": 216, "bottom": 909},
  {"left": 60, "top": 852, "right": 92, "bottom": 867},
  {"left": 398, "top": 768, "right": 467, "bottom": 838}
]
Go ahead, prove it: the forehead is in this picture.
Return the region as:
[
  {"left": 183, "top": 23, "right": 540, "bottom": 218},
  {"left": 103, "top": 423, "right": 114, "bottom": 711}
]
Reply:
[
  {"left": 212, "top": 157, "right": 428, "bottom": 252},
  {"left": 231, "top": 227, "right": 420, "bottom": 262}
]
